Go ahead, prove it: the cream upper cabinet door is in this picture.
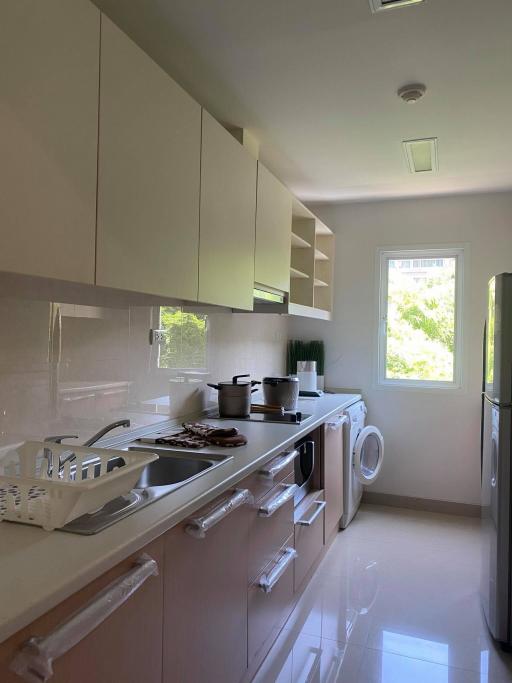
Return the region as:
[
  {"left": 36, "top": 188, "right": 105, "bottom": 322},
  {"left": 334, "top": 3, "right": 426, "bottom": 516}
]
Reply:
[
  {"left": 0, "top": 0, "right": 99, "bottom": 283},
  {"left": 96, "top": 17, "right": 201, "bottom": 300},
  {"left": 199, "top": 111, "right": 257, "bottom": 310},
  {"left": 255, "top": 164, "right": 292, "bottom": 293}
]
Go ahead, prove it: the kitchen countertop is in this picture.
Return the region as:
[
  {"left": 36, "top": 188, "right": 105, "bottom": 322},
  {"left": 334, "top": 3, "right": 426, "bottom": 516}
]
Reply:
[{"left": 0, "top": 393, "right": 360, "bottom": 643}]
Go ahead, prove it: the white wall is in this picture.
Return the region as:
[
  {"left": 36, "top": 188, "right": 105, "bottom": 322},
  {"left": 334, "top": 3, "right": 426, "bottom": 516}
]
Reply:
[{"left": 290, "top": 191, "right": 512, "bottom": 505}]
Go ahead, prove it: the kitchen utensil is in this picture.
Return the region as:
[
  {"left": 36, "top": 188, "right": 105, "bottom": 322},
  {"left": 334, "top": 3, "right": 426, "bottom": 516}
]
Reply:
[
  {"left": 0, "top": 441, "right": 158, "bottom": 531},
  {"left": 262, "top": 376, "right": 299, "bottom": 410},
  {"left": 207, "top": 374, "right": 261, "bottom": 418},
  {"left": 250, "top": 404, "right": 285, "bottom": 415},
  {"left": 297, "top": 360, "right": 317, "bottom": 392}
]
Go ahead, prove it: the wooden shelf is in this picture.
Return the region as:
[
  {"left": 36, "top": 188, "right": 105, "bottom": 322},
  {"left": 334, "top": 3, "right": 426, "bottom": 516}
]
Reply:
[
  {"left": 291, "top": 232, "right": 311, "bottom": 249},
  {"left": 288, "top": 302, "right": 332, "bottom": 321},
  {"left": 290, "top": 266, "right": 309, "bottom": 280},
  {"left": 314, "top": 248, "right": 329, "bottom": 261},
  {"left": 314, "top": 278, "right": 329, "bottom": 287},
  {"left": 315, "top": 222, "right": 333, "bottom": 236}
]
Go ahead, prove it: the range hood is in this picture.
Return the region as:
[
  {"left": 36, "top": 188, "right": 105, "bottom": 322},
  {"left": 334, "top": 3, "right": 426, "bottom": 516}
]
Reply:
[{"left": 253, "top": 286, "right": 286, "bottom": 305}]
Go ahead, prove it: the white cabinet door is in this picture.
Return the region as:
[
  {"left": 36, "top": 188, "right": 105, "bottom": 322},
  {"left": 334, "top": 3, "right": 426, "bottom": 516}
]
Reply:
[
  {"left": 199, "top": 111, "right": 257, "bottom": 310},
  {"left": 255, "top": 164, "right": 292, "bottom": 293},
  {"left": 0, "top": 0, "right": 99, "bottom": 283},
  {"left": 96, "top": 17, "right": 201, "bottom": 300}
]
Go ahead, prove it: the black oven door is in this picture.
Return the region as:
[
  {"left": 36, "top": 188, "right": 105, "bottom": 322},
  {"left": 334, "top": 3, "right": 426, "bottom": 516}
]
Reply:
[{"left": 294, "top": 439, "right": 315, "bottom": 505}]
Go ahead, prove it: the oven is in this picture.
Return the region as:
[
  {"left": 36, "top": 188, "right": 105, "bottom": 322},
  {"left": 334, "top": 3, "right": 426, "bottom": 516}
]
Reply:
[{"left": 293, "top": 436, "right": 315, "bottom": 506}]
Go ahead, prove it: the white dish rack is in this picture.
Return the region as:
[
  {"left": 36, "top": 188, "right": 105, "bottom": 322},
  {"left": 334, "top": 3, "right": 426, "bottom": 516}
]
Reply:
[{"left": 0, "top": 441, "right": 158, "bottom": 531}]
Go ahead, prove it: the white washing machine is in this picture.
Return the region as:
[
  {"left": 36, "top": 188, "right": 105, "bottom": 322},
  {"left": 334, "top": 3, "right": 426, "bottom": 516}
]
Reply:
[{"left": 340, "top": 400, "right": 384, "bottom": 529}]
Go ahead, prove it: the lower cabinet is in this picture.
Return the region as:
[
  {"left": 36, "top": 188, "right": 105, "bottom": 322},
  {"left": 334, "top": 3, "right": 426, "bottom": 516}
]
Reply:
[
  {"left": 162, "top": 489, "right": 252, "bottom": 683},
  {"left": 323, "top": 416, "right": 345, "bottom": 541},
  {"left": 294, "top": 491, "right": 326, "bottom": 591},
  {"left": 248, "top": 537, "right": 295, "bottom": 668},
  {"left": 0, "top": 538, "right": 164, "bottom": 683}
]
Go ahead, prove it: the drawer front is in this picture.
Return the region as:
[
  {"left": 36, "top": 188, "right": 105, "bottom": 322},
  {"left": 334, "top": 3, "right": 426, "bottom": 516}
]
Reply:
[
  {"left": 294, "top": 491, "right": 325, "bottom": 591},
  {"left": 241, "top": 447, "right": 298, "bottom": 502},
  {"left": 248, "top": 473, "right": 295, "bottom": 583},
  {"left": 248, "top": 537, "right": 295, "bottom": 667}
]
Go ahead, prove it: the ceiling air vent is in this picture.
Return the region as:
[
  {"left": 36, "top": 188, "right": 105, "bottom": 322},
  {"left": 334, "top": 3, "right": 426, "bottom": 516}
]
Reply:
[
  {"left": 403, "top": 138, "right": 438, "bottom": 173},
  {"left": 369, "top": 0, "right": 424, "bottom": 13}
]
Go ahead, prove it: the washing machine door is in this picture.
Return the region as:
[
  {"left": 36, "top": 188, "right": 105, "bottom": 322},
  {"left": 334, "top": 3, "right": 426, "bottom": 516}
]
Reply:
[{"left": 353, "top": 426, "right": 384, "bottom": 485}]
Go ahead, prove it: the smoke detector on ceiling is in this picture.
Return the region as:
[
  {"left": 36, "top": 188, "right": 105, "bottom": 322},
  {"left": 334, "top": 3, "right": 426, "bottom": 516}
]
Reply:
[
  {"left": 398, "top": 83, "right": 426, "bottom": 103},
  {"left": 369, "top": 0, "right": 424, "bottom": 13}
]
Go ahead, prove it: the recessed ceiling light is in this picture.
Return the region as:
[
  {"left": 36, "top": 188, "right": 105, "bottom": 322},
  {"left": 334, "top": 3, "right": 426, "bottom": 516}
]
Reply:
[
  {"left": 403, "top": 138, "right": 438, "bottom": 173},
  {"left": 398, "top": 83, "right": 426, "bottom": 103},
  {"left": 369, "top": 0, "right": 424, "bottom": 13}
]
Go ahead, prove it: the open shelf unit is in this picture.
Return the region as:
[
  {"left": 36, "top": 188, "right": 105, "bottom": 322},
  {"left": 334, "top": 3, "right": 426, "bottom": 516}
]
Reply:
[{"left": 289, "top": 198, "right": 334, "bottom": 318}]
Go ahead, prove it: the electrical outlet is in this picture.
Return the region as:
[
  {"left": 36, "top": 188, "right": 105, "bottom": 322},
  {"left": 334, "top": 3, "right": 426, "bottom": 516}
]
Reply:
[{"left": 149, "top": 329, "right": 166, "bottom": 345}]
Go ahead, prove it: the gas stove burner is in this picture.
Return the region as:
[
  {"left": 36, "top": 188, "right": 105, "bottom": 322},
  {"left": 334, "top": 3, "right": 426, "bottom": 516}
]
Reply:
[{"left": 211, "top": 411, "right": 312, "bottom": 425}]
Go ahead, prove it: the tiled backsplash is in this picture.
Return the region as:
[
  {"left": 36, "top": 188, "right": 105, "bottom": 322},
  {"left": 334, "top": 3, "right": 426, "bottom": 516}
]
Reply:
[{"left": 0, "top": 297, "right": 287, "bottom": 445}]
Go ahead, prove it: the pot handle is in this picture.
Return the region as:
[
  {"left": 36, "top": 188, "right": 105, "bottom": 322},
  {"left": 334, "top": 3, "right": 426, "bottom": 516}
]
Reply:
[
  {"left": 233, "top": 374, "right": 250, "bottom": 384},
  {"left": 251, "top": 380, "right": 262, "bottom": 387},
  {"left": 251, "top": 388, "right": 259, "bottom": 394},
  {"left": 207, "top": 383, "right": 221, "bottom": 391}
]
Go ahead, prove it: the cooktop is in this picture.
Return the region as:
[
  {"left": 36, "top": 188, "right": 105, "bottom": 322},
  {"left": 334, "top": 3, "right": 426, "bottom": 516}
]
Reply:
[{"left": 211, "top": 411, "right": 313, "bottom": 425}]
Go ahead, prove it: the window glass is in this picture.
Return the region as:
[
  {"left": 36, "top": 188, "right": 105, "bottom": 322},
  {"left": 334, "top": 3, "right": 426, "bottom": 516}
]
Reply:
[
  {"left": 381, "top": 251, "right": 461, "bottom": 385},
  {"left": 157, "top": 307, "right": 207, "bottom": 370}
]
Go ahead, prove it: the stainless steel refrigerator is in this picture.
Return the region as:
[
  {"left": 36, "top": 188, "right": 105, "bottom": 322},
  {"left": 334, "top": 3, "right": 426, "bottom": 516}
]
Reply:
[{"left": 481, "top": 273, "right": 512, "bottom": 646}]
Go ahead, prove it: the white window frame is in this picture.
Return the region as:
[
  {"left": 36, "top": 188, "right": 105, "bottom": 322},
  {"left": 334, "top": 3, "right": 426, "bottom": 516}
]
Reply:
[{"left": 377, "top": 246, "right": 465, "bottom": 389}]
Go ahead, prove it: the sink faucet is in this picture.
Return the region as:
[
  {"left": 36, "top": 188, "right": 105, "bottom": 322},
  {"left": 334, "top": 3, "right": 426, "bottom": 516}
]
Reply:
[{"left": 44, "top": 419, "right": 131, "bottom": 477}]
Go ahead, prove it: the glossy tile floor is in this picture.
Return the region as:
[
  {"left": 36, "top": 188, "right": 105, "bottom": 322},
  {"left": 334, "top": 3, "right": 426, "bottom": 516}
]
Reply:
[{"left": 253, "top": 504, "right": 512, "bottom": 683}]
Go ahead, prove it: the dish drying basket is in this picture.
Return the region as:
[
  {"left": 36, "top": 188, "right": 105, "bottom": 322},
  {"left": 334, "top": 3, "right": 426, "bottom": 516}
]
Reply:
[{"left": 0, "top": 441, "right": 158, "bottom": 531}]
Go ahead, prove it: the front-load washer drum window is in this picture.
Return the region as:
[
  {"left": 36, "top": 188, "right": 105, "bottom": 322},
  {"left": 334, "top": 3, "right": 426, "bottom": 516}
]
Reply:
[{"left": 353, "top": 426, "right": 384, "bottom": 484}]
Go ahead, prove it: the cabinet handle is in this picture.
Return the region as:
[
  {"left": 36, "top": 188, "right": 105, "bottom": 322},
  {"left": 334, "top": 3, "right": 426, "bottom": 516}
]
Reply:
[
  {"left": 259, "top": 449, "right": 299, "bottom": 480},
  {"left": 326, "top": 415, "right": 348, "bottom": 431},
  {"left": 9, "top": 554, "right": 158, "bottom": 683},
  {"left": 258, "top": 547, "right": 297, "bottom": 594},
  {"left": 185, "top": 488, "right": 253, "bottom": 539},
  {"left": 258, "top": 483, "right": 298, "bottom": 517},
  {"left": 296, "top": 500, "right": 326, "bottom": 527}
]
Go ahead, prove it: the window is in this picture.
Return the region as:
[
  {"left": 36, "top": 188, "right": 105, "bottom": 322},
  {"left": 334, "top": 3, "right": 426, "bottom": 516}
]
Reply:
[
  {"left": 156, "top": 306, "right": 208, "bottom": 370},
  {"left": 378, "top": 248, "right": 464, "bottom": 388}
]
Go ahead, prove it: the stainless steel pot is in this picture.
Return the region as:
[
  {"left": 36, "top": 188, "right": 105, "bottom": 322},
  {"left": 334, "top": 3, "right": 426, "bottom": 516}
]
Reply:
[
  {"left": 207, "top": 374, "right": 261, "bottom": 418},
  {"left": 262, "top": 376, "right": 299, "bottom": 411}
]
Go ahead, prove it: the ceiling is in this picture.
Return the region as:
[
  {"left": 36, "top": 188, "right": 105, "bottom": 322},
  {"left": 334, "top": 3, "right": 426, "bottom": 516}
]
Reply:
[{"left": 94, "top": 0, "right": 512, "bottom": 203}]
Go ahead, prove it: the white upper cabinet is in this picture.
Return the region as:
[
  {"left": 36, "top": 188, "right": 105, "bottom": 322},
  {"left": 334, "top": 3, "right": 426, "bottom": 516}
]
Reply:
[
  {"left": 199, "top": 111, "right": 257, "bottom": 310},
  {"left": 0, "top": 0, "right": 100, "bottom": 283},
  {"left": 96, "top": 16, "right": 201, "bottom": 300},
  {"left": 255, "top": 164, "right": 292, "bottom": 294}
]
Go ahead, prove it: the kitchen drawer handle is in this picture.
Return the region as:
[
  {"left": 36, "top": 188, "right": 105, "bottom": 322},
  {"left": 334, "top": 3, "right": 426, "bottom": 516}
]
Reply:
[
  {"left": 326, "top": 415, "right": 348, "bottom": 430},
  {"left": 185, "top": 488, "right": 253, "bottom": 539},
  {"left": 9, "top": 554, "right": 158, "bottom": 683},
  {"left": 296, "top": 500, "right": 326, "bottom": 527},
  {"left": 259, "top": 449, "right": 299, "bottom": 480},
  {"left": 258, "top": 483, "right": 298, "bottom": 517},
  {"left": 258, "top": 547, "right": 297, "bottom": 594}
]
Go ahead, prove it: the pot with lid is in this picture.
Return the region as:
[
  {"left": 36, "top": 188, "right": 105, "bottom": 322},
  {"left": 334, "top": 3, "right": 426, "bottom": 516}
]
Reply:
[
  {"left": 262, "top": 376, "right": 299, "bottom": 411},
  {"left": 207, "top": 374, "right": 261, "bottom": 418}
]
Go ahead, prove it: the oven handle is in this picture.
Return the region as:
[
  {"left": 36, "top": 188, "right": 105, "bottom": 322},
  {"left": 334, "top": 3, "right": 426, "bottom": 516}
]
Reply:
[{"left": 296, "top": 500, "right": 326, "bottom": 526}]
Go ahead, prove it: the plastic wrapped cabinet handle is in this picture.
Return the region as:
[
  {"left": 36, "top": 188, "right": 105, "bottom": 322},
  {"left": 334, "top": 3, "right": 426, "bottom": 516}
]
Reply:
[
  {"left": 296, "top": 500, "right": 326, "bottom": 526},
  {"left": 185, "top": 488, "right": 253, "bottom": 539},
  {"left": 258, "top": 484, "right": 298, "bottom": 517},
  {"left": 326, "top": 415, "right": 349, "bottom": 431},
  {"left": 9, "top": 554, "right": 158, "bottom": 683},
  {"left": 259, "top": 449, "right": 299, "bottom": 480},
  {"left": 258, "top": 548, "right": 297, "bottom": 594}
]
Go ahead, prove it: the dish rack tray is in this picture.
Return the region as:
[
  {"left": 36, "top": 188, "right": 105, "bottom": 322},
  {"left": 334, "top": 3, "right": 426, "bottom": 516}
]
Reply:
[{"left": 0, "top": 441, "right": 158, "bottom": 531}]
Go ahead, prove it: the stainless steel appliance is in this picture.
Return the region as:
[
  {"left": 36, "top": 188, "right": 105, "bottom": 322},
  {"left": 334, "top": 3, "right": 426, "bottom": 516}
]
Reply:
[
  {"left": 293, "top": 436, "right": 315, "bottom": 505},
  {"left": 262, "top": 376, "right": 299, "bottom": 410},
  {"left": 481, "top": 273, "right": 512, "bottom": 646},
  {"left": 207, "top": 374, "right": 261, "bottom": 418}
]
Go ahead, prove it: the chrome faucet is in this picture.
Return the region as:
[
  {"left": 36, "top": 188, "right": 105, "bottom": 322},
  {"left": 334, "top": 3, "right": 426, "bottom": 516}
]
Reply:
[{"left": 44, "top": 419, "right": 131, "bottom": 477}]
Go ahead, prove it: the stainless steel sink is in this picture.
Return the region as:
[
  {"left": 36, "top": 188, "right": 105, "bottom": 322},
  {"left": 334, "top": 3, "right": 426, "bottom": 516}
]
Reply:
[{"left": 62, "top": 448, "right": 232, "bottom": 535}]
